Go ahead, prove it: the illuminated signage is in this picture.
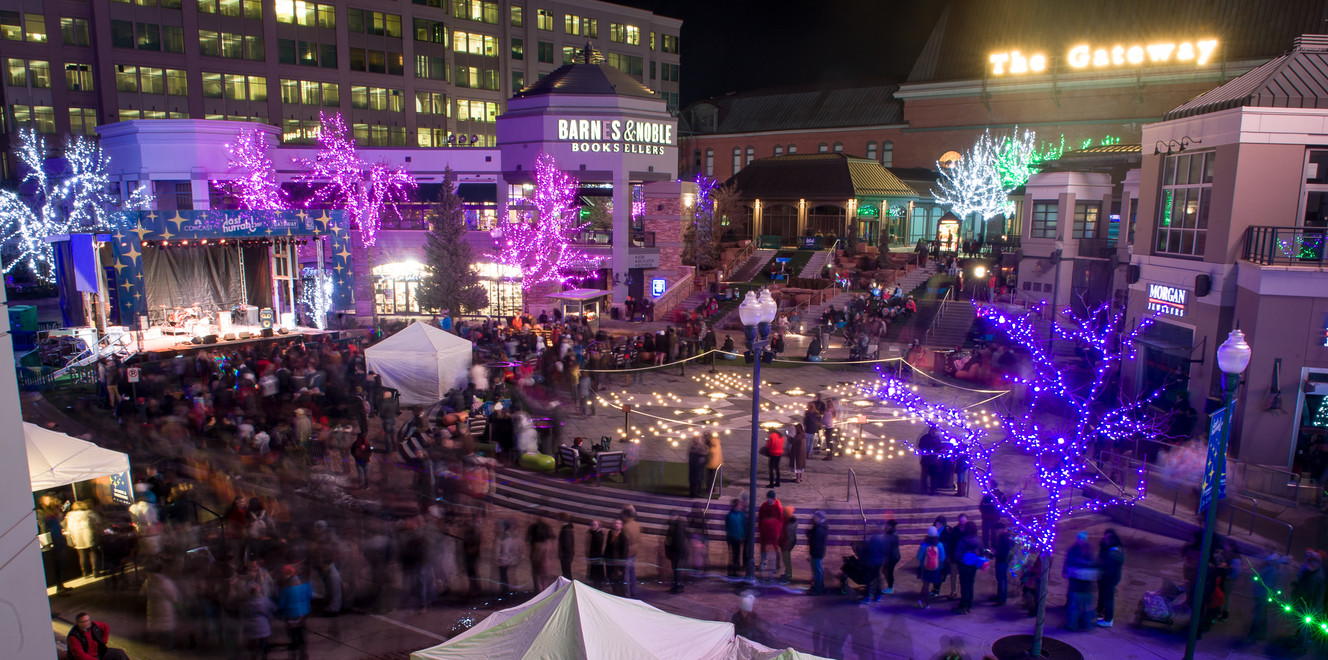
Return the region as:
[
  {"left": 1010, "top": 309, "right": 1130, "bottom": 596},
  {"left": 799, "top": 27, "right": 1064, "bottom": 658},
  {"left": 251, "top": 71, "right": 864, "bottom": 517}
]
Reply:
[
  {"left": 1146, "top": 283, "right": 1188, "bottom": 317},
  {"left": 857, "top": 204, "right": 879, "bottom": 219},
  {"left": 990, "top": 39, "right": 1218, "bottom": 75},
  {"left": 651, "top": 278, "right": 666, "bottom": 297},
  {"left": 556, "top": 118, "right": 674, "bottom": 154}
]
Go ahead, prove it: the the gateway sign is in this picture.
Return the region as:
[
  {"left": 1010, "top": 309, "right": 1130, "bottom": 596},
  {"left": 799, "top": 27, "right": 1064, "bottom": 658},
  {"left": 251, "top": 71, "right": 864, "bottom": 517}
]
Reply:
[
  {"left": 556, "top": 118, "right": 674, "bottom": 154},
  {"left": 1146, "top": 283, "right": 1188, "bottom": 317}
]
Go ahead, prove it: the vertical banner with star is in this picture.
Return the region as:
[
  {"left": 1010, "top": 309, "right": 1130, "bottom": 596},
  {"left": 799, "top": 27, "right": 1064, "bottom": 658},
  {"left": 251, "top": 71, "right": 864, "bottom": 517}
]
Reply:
[
  {"left": 1199, "top": 405, "right": 1229, "bottom": 513},
  {"left": 110, "top": 209, "right": 352, "bottom": 324}
]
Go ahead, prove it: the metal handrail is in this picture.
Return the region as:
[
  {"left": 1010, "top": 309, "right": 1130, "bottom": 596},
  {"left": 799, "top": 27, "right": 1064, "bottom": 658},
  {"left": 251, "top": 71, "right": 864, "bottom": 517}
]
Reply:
[
  {"left": 1219, "top": 502, "right": 1295, "bottom": 554},
  {"left": 845, "top": 468, "right": 867, "bottom": 526},
  {"left": 702, "top": 463, "right": 723, "bottom": 520},
  {"left": 1098, "top": 450, "right": 1260, "bottom": 518},
  {"left": 924, "top": 286, "right": 955, "bottom": 344}
]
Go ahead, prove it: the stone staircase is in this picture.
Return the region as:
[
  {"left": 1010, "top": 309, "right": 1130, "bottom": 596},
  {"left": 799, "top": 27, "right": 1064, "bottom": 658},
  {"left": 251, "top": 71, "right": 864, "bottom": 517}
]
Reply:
[
  {"left": 888, "top": 262, "right": 937, "bottom": 294},
  {"left": 729, "top": 249, "right": 777, "bottom": 283},
  {"left": 798, "top": 250, "right": 833, "bottom": 279},
  {"left": 925, "top": 299, "right": 977, "bottom": 348},
  {"left": 489, "top": 467, "right": 1062, "bottom": 549}
]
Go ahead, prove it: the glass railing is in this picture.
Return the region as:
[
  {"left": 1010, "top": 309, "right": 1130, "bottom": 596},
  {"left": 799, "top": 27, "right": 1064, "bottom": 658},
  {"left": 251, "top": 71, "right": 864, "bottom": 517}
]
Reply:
[{"left": 1243, "top": 225, "right": 1328, "bottom": 266}]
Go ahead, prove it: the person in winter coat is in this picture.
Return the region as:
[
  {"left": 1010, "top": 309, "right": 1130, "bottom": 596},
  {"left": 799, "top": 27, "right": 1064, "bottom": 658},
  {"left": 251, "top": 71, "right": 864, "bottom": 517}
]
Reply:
[
  {"left": 705, "top": 432, "right": 724, "bottom": 489},
  {"left": 917, "top": 527, "right": 947, "bottom": 609},
  {"left": 1096, "top": 529, "right": 1125, "bottom": 627},
  {"left": 557, "top": 513, "right": 576, "bottom": 580},
  {"left": 757, "top": 491, "right": 784, "bottom": 577},
  {"left": 803, "top": 402, "right": 823, "bottom": 453},
  {"left": 953, "top": 522, "right": 988, "bottom": 614},
  {"left": 941, "top": 514, "right": 966, "bottom": 598},
  {"left": 992, "top": 522, "right": 1014, "bottom": 606},
  {"left": 724, "top": 498, "right": 748, "bottom": 578},
  {"left": 687, "top": 436, "right": 709, "bottom": 498},
  {"left": 1062, "top": 532, "right": 1099, "bottom": 631},
  {"left": 979, "top": 481, "right": 1006, "bottom": 547},
  {"left": 527, "top": 519, "right": 555, "bottom": 592},
  {"left": 277, "top": 564, "right": 313, "bottom": 660},
  {"left": 64, "top": 501, "right": 101, "bottom": 579},
  {"left": 67, "top": 614, "right": 130, "bottom": 660},
  {"left": 495, "top": 520, "right": 520, "bottom": 593},
  {"left": 141, "top": 567, "right": 182, "bottom": 650},
  {"left": 860, "top": 523, "right": 888, "bottom": 604},
  {"left": 787, "top": 424, "right": 807, "bottom": 484},
  {"left": 620, "top": 505, "right": 642, "bottom": 597},
  {"left": 882, "top": 519, "right": 902, "bottom": 594},
  {"left": 764, "top": 430, "right": 785, "bottom": 488},
  {"left": 240, "top": 584, "right": 276, "bottom": 658},
  {"left": 351, "top": 433, "right": 373, "bottom": 490},
  {"left": 806, "top": 511, "right": 829, "bottom": 594},
  {"left": 779, "top": 508, "right": 799, "bottom": 583},
  {"left": 665, "top": 510, "right": 689, "bottom": 593},
  {"left": 585, "top": 520, "right": 607, "bottom": 586}
]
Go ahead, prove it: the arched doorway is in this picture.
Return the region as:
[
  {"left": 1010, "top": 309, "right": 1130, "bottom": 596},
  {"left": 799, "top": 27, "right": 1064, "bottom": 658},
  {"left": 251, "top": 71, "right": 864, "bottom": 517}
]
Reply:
[{"left": 807, "top": 204, "right": 845, "bottom": 241}]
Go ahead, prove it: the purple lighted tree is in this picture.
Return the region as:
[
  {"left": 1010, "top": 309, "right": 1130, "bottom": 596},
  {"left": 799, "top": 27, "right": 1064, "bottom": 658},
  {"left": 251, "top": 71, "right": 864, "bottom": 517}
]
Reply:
[
  {"left": 297, "top": 113, "right": 415, "bottom": 247},
  {"left": 218, "top": 128, "right": 289, "bottom": 211},
  {"left": 494, "top": 153, "right": 589, "bottom": 291},
  {"left": 872, "top": 302, "right": 1165, "bottom": 656}
]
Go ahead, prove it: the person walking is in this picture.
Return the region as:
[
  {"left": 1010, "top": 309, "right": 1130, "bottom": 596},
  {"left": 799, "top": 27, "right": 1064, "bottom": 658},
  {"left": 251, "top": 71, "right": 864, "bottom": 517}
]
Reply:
[
  {"left": 787, "top": 423, "right": 807, "bottom": 484},
  {"left": 1062, "top": 532, "right": 1099, "bottom": 632},
  {"left": 991, "top": 522, "right": 1014, "bottom": 606},
  {"left": 803, "top": 401, "right": 822, "bottom": 454},
  {"left": 1095, "top": 529, "right": 1124, "bottom": 627},
  {"left": 585, "top": 520, "right": 606, "bottom": 587},
  {"left": 917, "top": 527, "right": 947, "bottom": 609},
  {"left": 757, "top": 491, "right": 784, "bottom": 578},
  {"left": 705, "top": 433, "right": 724, "bottom": 490},
  {"left": 979, "top": 481, "right": 1005, "bottom": 547},
  {"left": 724, "top": 498, "right": 747, "bottom": 578},
  {"left": 620, "top": 505, "right": 641, "bottom": 597},
  {"left": 882, "top": 519, "right": 901, "bottom": 594},
  {"left": 764, "top": 429, "right": 785, "bottom": 488},
  {"left": 495, "top": 520, "right": 520, "bottom": 594},
  {"left": 821, "top": 398, "right": 838, "bottom": 459},
  {"left": 350, "top": 433, "right": 372, "bottom": 490},
  {"left": 687, "top": 436, "right": 709, "bottom": 498},
  {"left": 65, "top": 501, "right": 101, "bottom": 579},
  {"left": 665, "top": 510, "right": 689, "bottom": 593},
  {"left": 277, "top": 564, "right": 312, "bottom": 660},
  {"left": 557, "top": 513, "right": 576, "bottom": 580},
  {"left": 526, "top": 518, "right": 554, "bottom": 593},
  {"left": 240, "top": 584, "right": 275, "bottom": 659},
  {"left": 779, "top": 507, "right": 799, "bottom": 583},
  {"left": 806, "top": 511, "right": 829, "bottom": 594},
  {"left": 953, "top": 522, "right": 988, "bottom": 615},
  {"left": 860, "top": 523, "right": 887, "bottom": 604},
  {"left": 942, "top": 514, "right": 967, "bottom": 599}
]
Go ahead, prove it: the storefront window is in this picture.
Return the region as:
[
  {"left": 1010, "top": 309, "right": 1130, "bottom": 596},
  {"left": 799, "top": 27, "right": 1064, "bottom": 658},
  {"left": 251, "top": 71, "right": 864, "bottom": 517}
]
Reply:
[
  {"left": 373, "top": 261, "right": 425, "bottom": 315},
  {"left": 475, "top": 262, "right": 522, "bottom": 317},
  {"left": 1155, "top": 151, "right": 1213, "bottom": 258}
]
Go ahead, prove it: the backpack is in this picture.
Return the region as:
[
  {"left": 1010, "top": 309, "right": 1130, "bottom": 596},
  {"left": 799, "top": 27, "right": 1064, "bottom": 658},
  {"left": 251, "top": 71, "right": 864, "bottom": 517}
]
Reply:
[{"left": 924, "top": 544, "right": 939, "bottom": 571}]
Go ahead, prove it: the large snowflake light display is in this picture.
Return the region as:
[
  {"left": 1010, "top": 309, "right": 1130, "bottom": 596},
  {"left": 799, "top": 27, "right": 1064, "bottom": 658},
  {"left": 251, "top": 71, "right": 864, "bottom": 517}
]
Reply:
[
  {"left": 219, "top": 128, "right": 289, "bottom": 211},
  {"left": 296, "top": 113, "right": 415, "bottom": 247},
  {"left": 494, "top": 153, "right": 590, "bottom": 291},
  {"left": 299, "top": 269, "right": 334, "bottom": 330},
  {"left": 0, "top": 129, "right": 152, "bottom": 282},
  {"left": 874, "top": 301, "right": 1165, "bottom": 654}
]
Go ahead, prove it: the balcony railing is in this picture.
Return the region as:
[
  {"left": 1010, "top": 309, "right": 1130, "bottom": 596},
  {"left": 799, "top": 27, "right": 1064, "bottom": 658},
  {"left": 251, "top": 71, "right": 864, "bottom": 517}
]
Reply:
[
  {"left": 567, "top": 230, "right": 655, "bottom": 247},
  {"left": 1243, "top": 225, "right": 1328, "bottom": 266}
]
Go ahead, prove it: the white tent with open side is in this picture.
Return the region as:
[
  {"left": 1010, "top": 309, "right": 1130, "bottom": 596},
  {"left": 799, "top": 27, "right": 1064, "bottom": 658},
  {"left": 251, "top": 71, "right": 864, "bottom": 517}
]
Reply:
[
  {"left": 410, "top": 578, "right": 828, "bottom": 660},
  {"left": 25, "top": 422, "right": 130, "bottom": 491},
  {"left": 365, "top": 321, "right": 474, "bottom": 406}
]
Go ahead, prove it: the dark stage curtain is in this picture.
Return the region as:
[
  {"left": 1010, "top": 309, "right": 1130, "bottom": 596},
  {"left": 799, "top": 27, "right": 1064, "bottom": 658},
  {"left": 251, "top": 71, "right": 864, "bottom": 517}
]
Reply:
[
  {"left": 243, "top": 246, "right": 273, "bottom": 309},
  {"left": 142, "top": 245, "right": 242, "bottom": 311}
]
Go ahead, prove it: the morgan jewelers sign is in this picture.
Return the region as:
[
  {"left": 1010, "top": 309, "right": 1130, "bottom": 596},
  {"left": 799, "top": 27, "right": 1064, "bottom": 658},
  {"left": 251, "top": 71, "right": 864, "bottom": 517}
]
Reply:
[
  {"left": 1146, "top": 283, "right": 1188, "bottom": 318},
  {"left": 990, "top": 39, "right": 1218, "bottom": 75},
  {"left": 556, "top": 118, "right": 674, "bottom": 154}
]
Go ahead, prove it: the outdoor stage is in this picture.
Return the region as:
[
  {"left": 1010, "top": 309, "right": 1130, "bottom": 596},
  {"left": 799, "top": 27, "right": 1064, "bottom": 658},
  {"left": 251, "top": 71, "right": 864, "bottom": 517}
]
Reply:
[{"left": 134, "top": 323, "right": 329, "bottom": 356}]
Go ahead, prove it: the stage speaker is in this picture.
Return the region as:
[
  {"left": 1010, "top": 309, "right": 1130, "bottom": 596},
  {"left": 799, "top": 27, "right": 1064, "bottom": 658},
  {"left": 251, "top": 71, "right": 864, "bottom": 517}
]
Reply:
[
  {"left": 238, "top": 331, "right": 253, "bottom": 339},
  {"left": 191, "top": 336, "right": 203, "bottom": 344},
  {"left": 261, "top": 328, "right": 275, "bottom": 338},
  {"left": 1127, "top": 264, "right": 1141, "bottom": 284},
  {"left": 277, "top": 327, "right": 289, "bottom": 335},
  {"left": 1195, "top": 273, "right": 1212, "bottom": 297},
  {"left": 223, "top": 333, "right": 237, "bottom": 341},
  {"left": 203, "top": 334, "right": 219, "bottom": 344}
]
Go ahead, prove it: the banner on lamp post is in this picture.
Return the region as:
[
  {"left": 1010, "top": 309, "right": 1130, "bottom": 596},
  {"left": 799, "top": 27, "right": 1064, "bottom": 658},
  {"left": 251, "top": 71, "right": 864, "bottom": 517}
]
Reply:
[{"left": 1199, "top": 406, "right": 1228, "bottom": 513}]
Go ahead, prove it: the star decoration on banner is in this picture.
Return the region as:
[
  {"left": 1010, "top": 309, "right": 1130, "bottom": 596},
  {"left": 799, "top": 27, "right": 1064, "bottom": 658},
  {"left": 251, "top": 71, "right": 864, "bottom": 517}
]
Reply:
[
  {"left": 337, "top": 247, "right": 352, "bottom": 260},
  {"left": 159, "top": 226, "right": 175, "bottom": 241},
  {"left": 113, "top": 260, "right": 128, "bottom": 274},
  {"left": 124, "top": 245, "right": 141, "bottom": 261},
  {"left": 130, "top": 224, "right": 152, "bottom": 242},
  {"left": 167, "top": 212, "right": 184, "bottom": 230}
]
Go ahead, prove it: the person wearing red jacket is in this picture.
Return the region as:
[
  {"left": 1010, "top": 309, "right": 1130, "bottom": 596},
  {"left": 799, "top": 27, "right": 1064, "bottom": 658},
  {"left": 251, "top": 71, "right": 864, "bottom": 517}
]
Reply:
[
  {"left": 764, "top": 430, "right": 785, "bottom": 488},
  {"left": 68, "top": 613, "right": 130, "bottom": 660},
  {"left": 757, "top": 490, "right": 784, "bottom": 579}
]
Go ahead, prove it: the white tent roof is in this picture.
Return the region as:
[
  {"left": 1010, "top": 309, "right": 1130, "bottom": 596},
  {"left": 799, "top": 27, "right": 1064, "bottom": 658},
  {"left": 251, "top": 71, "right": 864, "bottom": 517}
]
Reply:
[
  {"left": 25, "top": 422, "right": 130, "bottom": 491},
  {"left": 411, "top": 578, "right": 828, "bottom": 660},
  {"left": 365, "top": 322, "right": 474, "bottom": 406}
]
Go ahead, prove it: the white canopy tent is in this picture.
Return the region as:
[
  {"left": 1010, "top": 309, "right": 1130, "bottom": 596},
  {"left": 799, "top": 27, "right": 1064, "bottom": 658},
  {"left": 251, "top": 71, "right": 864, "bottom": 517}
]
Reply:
[
  {"left": 365, "top": 322, "right": 475, "bottom": 406},
  {"left": 25, "top": 422, "right": 130, "bottom": 491},
  {"left": 411, "top": 578, "right": 827, "bottom": 660}
]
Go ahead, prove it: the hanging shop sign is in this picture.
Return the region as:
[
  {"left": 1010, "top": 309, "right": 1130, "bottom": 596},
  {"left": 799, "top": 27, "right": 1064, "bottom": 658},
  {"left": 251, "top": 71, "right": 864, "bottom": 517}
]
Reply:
[
  {"left": 989, "top": 39, "right": 1218, "bottom": 75},
  {"left": 1146, "top": 283, "right": 1188, "bottom": 318},
  {"left": 651, "top": 278, "right": 666, "bottom": 298},
  {"left": 556, "top": 118, "right": 675, "bottom": 154}
]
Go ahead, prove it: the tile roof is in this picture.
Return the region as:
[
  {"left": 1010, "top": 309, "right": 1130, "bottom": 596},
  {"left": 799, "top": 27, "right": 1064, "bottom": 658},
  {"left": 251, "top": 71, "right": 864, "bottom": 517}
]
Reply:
[
  {"left": 513, "top": 62, "right": 659, "bottom": 100},
  {"left": 727, "top": 154, "right": 917, "bottom": 199},
  {"left": 1164, "top": 45, "right": 1328, "bottom": 119},
  {"left": 690, "top": 84, "right": 903, "bottom": 134}
]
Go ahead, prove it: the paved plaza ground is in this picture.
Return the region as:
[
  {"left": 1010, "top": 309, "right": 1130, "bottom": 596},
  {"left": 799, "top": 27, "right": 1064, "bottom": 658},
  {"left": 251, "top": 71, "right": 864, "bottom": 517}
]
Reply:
[{"left": 29, "top": 355, "right": 1322, "bottom": 659}]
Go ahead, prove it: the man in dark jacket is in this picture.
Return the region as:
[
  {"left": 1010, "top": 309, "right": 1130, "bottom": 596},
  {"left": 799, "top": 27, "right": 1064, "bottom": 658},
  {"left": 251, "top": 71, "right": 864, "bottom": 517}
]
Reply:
[
  {"left": 860, "top": 523, "right": 888, "bottom": 604},
  {"left": 992, "top": 522, "right": 1014, "bottom": 605},
  {"left": 941, "top": 513, "right": 967, "bottom": 598},
  {"left": 881, "top": 519, "right": 902, "bottom": 594},
  {"left": 585, "top": 520, "right": 606, "bottom": 586},
  {"left": 1096, "top": 529, "right": 1124, "bottom": 627},
  {"left": 557, "top": 513, "right": 576, "bottom": 580},
  {"left": 806, "top": 511, "right": 829, "bottom": 594},
  {"left": 68, "top": 613, "right": 130, "bottom": 660},
  {"left": 724, "top": 498, "right": 747, "bottom": 577},
  {"left": 979, "top": 481, "right": 1006, "bottom": 547},
  {"left": 665, "top": 510, "right": 689, "bottom": 593}
]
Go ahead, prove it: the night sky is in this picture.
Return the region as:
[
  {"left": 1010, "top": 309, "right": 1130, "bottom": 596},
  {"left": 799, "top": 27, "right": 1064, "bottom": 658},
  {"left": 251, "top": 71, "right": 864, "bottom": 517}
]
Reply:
[{"left": 616, "top": 0, "right": 943, "bottom": 105}]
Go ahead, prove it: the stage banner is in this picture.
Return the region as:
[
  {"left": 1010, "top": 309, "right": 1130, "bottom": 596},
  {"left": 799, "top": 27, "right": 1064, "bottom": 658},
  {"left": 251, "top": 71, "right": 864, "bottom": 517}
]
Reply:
[
  {"left": 70, "top": 234, "right": 100, "bottom": 293},
  {"left": 108, "top": 210, "right": 353, "bottom": 324}
]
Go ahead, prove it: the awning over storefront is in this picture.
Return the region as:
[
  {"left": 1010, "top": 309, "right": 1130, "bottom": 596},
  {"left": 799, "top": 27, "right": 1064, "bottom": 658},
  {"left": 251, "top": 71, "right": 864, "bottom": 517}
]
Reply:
[
  {"left": 25, "top": 422, "right": 130, "bottom": 492},
  {"left": 548, "top": 288, "right": 612, "bottom": 302}
]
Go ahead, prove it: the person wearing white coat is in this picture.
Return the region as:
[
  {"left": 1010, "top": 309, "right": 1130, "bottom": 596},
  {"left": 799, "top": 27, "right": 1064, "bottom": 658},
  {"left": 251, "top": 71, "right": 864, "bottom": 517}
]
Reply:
[{"left": 64, "top": 501, "right": 100, "bottom": 578}]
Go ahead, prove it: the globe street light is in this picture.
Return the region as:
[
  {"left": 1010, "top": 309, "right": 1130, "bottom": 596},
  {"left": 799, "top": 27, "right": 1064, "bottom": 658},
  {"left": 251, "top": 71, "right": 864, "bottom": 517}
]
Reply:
[
  {"left": 1184, "top": 328, "right": 1251, "bottom": 660},
  {"left": 739, "top": 289, "right": 777, "bottom": 582}
]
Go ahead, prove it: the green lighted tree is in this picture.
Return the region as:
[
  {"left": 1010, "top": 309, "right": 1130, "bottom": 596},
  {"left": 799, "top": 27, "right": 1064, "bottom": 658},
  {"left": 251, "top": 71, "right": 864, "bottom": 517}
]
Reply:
[{"left": 417, "top": 167, "right": 489, "bottom": 315}]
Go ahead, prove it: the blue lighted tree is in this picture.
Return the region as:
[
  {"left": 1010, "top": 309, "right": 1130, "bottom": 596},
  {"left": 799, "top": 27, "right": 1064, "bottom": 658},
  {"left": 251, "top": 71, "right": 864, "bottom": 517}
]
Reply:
[{"left": 872, "top": 301, "right": 1165, "bottom": 656}]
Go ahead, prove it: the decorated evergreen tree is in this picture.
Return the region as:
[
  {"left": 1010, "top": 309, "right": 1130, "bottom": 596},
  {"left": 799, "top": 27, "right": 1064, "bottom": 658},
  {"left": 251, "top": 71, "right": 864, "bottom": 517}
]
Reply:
[{"left": 418, "top": 167, "right": 489, "bottom": 315}]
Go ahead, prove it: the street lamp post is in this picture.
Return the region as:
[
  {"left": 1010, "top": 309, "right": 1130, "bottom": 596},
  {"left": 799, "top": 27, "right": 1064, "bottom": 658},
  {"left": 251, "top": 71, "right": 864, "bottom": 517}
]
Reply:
[
  {"left": 739, "top": 289, "right": 777, "bottom": 582},
  {"left": 1183, "top": 329, "right": 1251, "bottom": 660}
]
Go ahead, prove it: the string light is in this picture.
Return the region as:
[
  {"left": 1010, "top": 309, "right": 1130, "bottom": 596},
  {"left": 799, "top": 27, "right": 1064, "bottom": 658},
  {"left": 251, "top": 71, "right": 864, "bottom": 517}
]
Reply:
[
  {"left": 493, "top": 153, "right": 591, "bottom": 291},
  {"left": 872, "top": 301, "right": 1163, "bottom": 553},
  {"left": 1251, "top": 572, "right": 1328, "bottom": 638},
  {"left": 0, "top": 129, "right": 152, "bottom": 282},
  {"left": 296, "top": 113, "right": 415, "bottom": 247},
  {"left": 299, "top": 269, "right": 334, "bottom": 330},
  {"left": 217, "top": 128, "right": 289, "bottom": 211},
  {"left": 933, "top": 130, "right": 1012, "bottom": 222}
]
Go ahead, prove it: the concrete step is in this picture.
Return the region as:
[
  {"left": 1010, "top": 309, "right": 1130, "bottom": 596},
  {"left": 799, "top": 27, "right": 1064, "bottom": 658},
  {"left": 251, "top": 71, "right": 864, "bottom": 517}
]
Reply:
[{"left": 730, "top": 249, "right": 777, "bottom": 282}]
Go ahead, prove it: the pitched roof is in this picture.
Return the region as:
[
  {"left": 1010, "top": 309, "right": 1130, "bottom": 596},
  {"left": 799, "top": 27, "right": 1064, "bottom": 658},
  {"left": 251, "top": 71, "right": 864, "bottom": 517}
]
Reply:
[
  {"left": 513, "top": 48, "right": 659, "bottom": 100},
  {"left": 727, "top": 154, "right": 917, "bottom": 199},
  {"left": 687, "top": 83, "right": 903, "bottom": 134},
  {"left": 907, "top": 0, "right": 1328, "bottom": 83},
  {"left": 1164, "top": 39, "right": 1328, "bottom": 119}
]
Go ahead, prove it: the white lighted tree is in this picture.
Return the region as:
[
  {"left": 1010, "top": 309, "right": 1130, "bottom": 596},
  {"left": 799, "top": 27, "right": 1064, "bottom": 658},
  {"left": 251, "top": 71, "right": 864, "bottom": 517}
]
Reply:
[
  {"left": 0, "top": 129, "right": 152, "bottom": 282},
  {"left": 933, "top": 131, "right": 1011, "bottom": 223}
]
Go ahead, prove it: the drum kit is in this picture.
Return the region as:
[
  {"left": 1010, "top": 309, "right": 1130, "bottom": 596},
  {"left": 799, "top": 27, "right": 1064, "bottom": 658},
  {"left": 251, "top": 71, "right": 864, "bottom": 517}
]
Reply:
[{"left": 159, "top": 303, "right": 222, "bottom": 337}]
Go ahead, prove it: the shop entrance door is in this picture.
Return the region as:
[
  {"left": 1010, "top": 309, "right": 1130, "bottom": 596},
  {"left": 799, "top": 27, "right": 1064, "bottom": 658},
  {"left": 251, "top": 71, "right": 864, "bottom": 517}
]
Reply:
[{"left": 1293, "top": 368, "right": 1328, "bottom": 472}]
